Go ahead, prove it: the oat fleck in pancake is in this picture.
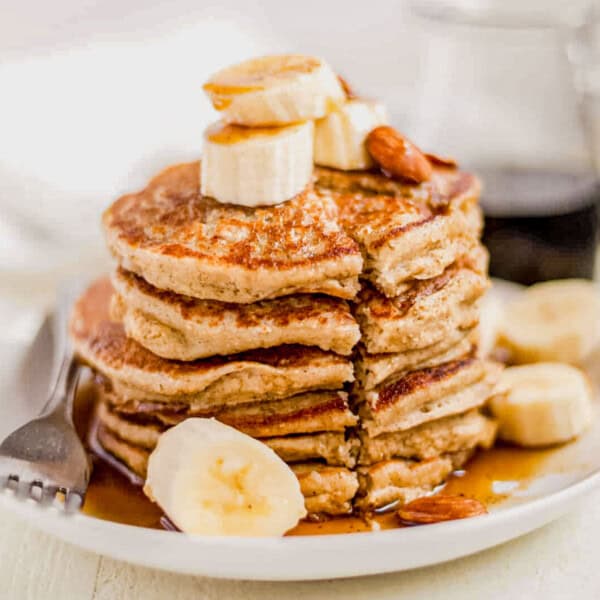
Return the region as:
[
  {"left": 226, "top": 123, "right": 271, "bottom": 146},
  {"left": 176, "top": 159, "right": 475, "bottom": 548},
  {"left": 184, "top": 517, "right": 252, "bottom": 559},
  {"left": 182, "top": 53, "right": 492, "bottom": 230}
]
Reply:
[
  {"left": 111, "top": 267, "right": 360, "bottom": 360},
  {"left": 70, "top": 278, "right": 354, "bottom": 410},
  {"left": 315, "top": 166, "right": 483, "bottom": 297},
  {"left": 103, "top": 162, "right": 363, "bottom": 303}
]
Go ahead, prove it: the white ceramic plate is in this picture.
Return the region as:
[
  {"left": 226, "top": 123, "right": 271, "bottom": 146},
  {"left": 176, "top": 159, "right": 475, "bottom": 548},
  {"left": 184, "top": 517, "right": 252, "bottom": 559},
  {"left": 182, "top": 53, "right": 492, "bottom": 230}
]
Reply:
[{"left": 2, "top": 282, "right": 600, "bottom": 581}]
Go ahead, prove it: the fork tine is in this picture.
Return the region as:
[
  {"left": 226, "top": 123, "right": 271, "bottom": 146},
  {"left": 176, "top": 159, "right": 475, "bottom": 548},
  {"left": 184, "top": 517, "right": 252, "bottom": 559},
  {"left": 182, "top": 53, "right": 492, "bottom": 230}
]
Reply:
[
  {"left": 6, "top": 474, "right": 19, "bottom": 493},
  {"left": 41, "top": 484, "right": 58, "bottom": 506},
  {"left": 28, "top": 481, "right": 58, "bottom": 506},
  {"left": 65, "top": 490, "right": 84, "bottom": 512},
  {"left": 29, "top": 480, "right": 44, "bottom": 502}
]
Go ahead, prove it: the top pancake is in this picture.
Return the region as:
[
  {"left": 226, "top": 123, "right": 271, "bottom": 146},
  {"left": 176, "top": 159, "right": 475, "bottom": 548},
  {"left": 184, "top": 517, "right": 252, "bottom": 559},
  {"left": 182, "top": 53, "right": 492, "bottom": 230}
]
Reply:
[
  {"left": 103, "top": 161, "right": 483, "bottom": 303},
  {"left": 103, "top": 162, "right": 363, "bottom": 303},
  {"left": 315, "top": 166, "right": 482, "bottom": 297}
]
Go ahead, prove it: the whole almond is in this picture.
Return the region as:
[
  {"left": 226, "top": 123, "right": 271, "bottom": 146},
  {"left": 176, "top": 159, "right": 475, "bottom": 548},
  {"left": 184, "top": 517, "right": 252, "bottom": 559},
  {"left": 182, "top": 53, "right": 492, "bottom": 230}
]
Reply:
[
  {"left": 366, "top": 126, "right": 432, "bottom": 183},
  {"left": 397, "top": 495, "right": 487, "bottom": 525},
  {"left": 425, "top": 152, "right": 458, "bottom": 168}
]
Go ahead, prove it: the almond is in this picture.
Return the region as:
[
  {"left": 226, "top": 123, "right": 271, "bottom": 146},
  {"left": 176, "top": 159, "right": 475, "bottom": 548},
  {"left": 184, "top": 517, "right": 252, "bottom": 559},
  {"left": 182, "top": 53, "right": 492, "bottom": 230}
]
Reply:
[
  {"left": 366, "top": 126, "right": 432, "bottom": 183},
  {"left": 425, "top": 152, "right": 458, "bottom": 168},
  {"left": 397, "top": 495, "right": 487, "bottom": 525}
]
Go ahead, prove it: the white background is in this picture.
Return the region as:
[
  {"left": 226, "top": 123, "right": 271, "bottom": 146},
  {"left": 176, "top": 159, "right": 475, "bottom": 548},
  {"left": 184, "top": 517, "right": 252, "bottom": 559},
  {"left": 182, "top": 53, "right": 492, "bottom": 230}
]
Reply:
[{"left": 0, "top": 1, "right": 425, "bottom": 246}]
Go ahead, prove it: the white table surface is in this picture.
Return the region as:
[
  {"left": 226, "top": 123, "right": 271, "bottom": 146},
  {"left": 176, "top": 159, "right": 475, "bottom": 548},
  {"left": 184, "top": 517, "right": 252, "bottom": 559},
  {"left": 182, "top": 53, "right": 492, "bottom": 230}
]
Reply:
[{"left": 1, "top": 297, "right": 600, "bottom": 599}]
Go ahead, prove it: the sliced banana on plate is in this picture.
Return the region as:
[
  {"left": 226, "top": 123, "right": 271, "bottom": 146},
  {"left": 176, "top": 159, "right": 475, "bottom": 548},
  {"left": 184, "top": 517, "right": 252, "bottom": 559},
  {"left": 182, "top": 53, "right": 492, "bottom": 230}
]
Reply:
[
  {"left": 144, "top": 418, "right": 307, "bottom": 536},
  {"left": 203, "top": 54, "right": 345, "bottom": 126},
  {"left": 490, "top": 363, "right": 594, "bottom": 447},
  {"left": 201, "top": 120, "right": 314, "bottom": 206},
  {"left": 314, "top": 99, "right": 388, "bottom": 170},
  {"left": 477, "top": 287, "right": 504, "bottom": 358},
  {"left": 498, "top": 279, "right": 600, "bottom": 364}
]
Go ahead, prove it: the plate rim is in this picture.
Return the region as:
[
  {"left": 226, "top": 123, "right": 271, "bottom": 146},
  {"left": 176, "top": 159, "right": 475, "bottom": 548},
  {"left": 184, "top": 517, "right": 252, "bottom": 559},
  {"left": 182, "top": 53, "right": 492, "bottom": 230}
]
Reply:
[{"left": 1, "top": 460, "right": 599, "bottom": 580}]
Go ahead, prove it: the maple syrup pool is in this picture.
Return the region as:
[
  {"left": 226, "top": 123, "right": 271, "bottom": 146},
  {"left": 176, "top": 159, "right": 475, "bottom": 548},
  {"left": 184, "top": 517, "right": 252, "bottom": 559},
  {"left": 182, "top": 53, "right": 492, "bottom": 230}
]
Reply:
[{"left": 74, "top": 380, "right": 552, "bottom": 536}]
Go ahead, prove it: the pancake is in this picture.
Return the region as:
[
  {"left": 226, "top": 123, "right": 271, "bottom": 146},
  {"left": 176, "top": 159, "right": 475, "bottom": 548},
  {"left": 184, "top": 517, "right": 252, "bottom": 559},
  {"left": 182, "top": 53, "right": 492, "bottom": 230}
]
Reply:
[
  {"left": 97, "top": 423, "right": 150, "bottom": 479},
  {"left": 291, "top": 463, "right": 358, "bottom": 515},
  {"left": 354, "top": 251, "right": 488, "bottom": 355},
  {"left": 358, "top": 410, "right": 497, "bottom": 465},
  {"left": 355, "top": 327, "right": 478, "bottom": 391},
  {"left": 98, "top": 401, "right": 161, "bottom": 449},
  {"left": 263, "top": 433, "right": 359, "bottom": 468},
  {"left": 97, "top": 401, "right": 359, "bottom": 467},
  {"left": 96, "top": 425, "right": 357, "bottom": 515},
  {"left": 358, "top": 358, "right": 502, "bottom": 436},
  {"left": 111, "top": 268, "right": 360, "bottom": 360},
  {"left": 354, "top": 450, "right": 473, "bottom": 511},
  {"left": 314, "top": 166, "right": 482, "bottom": 297},
  {"left": 102, "top": 387, "right": 358, "bottom": 438},
  {"left": 103, "top": 162, "right": 363, "bottom": 303},
  {"left": 71, "top": 279, "right": 353, "bottom": 410}
]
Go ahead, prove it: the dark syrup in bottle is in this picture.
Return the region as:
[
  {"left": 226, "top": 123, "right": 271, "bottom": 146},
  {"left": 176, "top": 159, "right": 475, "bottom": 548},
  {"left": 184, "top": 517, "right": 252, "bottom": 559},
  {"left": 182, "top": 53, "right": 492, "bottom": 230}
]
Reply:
[{"left": 479, "top": 169, "right": 599, "bottom": 285}]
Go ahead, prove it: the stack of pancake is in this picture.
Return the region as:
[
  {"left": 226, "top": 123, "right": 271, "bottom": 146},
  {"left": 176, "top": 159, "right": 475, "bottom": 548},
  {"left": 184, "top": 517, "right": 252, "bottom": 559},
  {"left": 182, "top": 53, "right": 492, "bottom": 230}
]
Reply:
[
  {"left": 70, "top": 159, "right": 500, "bottom": 517},
  {"left": 71, "top": 161, "right": 364, "bottom": 516},
  {"left": 313, "top": 166, "right": 500, "bottom": 511}
]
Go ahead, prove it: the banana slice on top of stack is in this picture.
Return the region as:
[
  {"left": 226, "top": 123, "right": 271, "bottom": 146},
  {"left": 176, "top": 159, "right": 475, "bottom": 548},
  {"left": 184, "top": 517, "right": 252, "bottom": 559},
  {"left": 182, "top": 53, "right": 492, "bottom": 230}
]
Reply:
[
  {"left": 200, "top": 53, "right": 392, "bottom": 206},
  {"left": 203, "top": 54, "right": 346, "bottom": 126},
  {"left": 314, "top": 99, "right": 388, "bottom": 170},
  {"left": 201, "top": 54, "right": 347, "bottom": 207},
  {"left": 201, "top": 121, "right": 314, "bottom": 207}
]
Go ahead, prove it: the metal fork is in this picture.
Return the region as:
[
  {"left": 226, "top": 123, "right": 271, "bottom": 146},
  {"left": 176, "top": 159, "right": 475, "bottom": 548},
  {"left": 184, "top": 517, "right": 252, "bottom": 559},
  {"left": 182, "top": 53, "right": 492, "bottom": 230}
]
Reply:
[{"left": 0, "top": 285, "right": 90, "bottom": 511}]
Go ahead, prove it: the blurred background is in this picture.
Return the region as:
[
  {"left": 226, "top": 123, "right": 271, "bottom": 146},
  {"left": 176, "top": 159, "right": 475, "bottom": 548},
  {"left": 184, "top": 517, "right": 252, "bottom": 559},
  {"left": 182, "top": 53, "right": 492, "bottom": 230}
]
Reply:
[{"left": 2, "top": 0, "right": 600, "bottom": 342}]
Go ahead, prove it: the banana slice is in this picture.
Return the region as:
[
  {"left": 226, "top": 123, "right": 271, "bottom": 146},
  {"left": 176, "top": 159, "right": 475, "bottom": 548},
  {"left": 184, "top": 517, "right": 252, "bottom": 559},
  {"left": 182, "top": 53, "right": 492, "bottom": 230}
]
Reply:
[
  {"left": 203, "top": 54, "right": 345, "bottom": 126},
  {"left": 201, "top": 120, "right": 314, "bottom": 206},
  {"left": 498, "top": 279, "right": 600, "bottom": 364},
  {"left": 144, "top": 419, "right": 307, "bottom": 536},
  {"left": 490, "top": 363, "right": 594, "bottom": 447},
  {"left": 314, "top": 99, "right": 388, "bottom": 170},
  {"left": 477, "top": 287, "right": 504, "bottom": 358}
]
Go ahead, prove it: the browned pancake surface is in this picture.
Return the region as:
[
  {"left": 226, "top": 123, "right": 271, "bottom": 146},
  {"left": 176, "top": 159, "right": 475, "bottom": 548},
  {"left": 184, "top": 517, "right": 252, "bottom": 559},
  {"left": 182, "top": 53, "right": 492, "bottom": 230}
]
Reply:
[
  {"left": 70, "top": 279, "right": 353, "bottom": 406},
  {"left": 112, "top": 267, "right": 360, "bottom": 359},
  {"left": 103, "top": 162, "right": 363, "bottom": 302},
  {"left": 315, "top": 166, "right": 482, "bottom": 297}
]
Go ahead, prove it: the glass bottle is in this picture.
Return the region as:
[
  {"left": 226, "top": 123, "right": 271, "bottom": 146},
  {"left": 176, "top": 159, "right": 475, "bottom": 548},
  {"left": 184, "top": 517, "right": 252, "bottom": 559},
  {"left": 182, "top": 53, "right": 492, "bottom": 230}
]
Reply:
[{"left": 409, "top": 0, "right": 599, "bottom": 284}]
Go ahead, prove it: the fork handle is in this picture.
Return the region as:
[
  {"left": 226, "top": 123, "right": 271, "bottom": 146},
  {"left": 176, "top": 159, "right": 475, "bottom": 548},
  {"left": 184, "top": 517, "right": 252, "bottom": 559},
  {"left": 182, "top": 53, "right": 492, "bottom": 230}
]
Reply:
[
  {"left": 41, "top": 287, "right": 80, "bottom": 420},
  {"left": 51, "top": 283, "right": 73, "bottom": 379},
  {"left": 43, "top": 352, "right": 80, "bottom": 421}
]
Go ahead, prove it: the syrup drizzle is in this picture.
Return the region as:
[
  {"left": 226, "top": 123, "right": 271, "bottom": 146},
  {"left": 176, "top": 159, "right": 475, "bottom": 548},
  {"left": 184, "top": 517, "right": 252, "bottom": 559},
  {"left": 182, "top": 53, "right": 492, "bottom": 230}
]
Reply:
[{"left": 75, "top": 379, "right": 551, "bottom": 535}]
